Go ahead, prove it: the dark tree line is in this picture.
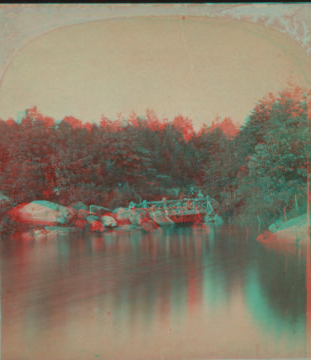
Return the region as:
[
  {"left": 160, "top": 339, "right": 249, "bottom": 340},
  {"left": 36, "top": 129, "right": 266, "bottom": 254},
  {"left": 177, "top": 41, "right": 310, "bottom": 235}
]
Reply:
[{"left": 0, "top": 84, "right": 310, "bottom": 228}]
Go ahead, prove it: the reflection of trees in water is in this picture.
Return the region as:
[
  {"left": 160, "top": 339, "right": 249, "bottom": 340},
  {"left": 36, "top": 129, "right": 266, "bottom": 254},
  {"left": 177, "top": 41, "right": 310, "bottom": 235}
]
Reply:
[
  {"left": 244, "top": 267, "right": 306, "bottom": 355},
  {"left": 4, "top": 226, "right": 306, "bottom": 347},
  {"left": 200, "top": 226, "right": 256, "bottom": 298},
  {"left": 255, "top": 245, "right": 306, "bottom": 325},
  {"left": 112, "top": 227, "right": 205, "bottom": 330},
  {"left": 2, "top": 227, "right": 254, "bottom": 333}
]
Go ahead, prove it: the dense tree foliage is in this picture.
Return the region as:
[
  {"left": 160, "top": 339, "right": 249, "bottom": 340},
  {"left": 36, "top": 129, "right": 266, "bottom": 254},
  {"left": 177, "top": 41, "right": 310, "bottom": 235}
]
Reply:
[
  {"left": 0, "top": 84, "right": 310, "bottom": 229},
  {"left": 234, "top": 85, "right": 311, "bottom": 228}
]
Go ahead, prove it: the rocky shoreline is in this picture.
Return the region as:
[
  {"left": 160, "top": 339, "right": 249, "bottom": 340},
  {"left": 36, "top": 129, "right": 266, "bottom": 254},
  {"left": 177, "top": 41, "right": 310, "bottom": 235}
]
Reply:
[
  {"left": 0, "top": 200, "right": 158, "bottom": 236},
  {"left": 257, "top": 213, "right": 311, "bottom": 245},
  {"left": 0, "top": 199, "right": 223, "bottom": 239}
]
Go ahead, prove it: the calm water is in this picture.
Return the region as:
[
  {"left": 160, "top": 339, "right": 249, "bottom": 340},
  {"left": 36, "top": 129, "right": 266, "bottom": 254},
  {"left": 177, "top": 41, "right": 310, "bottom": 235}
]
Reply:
[{"left": 1, "top": 225, "right": 310, "bottom": 360}]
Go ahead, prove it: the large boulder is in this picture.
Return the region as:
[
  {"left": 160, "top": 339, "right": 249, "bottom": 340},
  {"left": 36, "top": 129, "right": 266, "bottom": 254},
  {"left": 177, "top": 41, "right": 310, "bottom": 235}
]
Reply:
[
  {"left": 8, "top": 201, "right": 75, "bottom": 226},
  {"left": 270, "top": 224, "right": 309, "bottom": 244},
  {"left": 259, "top": 213, "right": 311, "bottom": 244},
  {"left": 268, "top": 214, "right": 309, "bottom": 233},
  {"left": 100, "top": 215, "right": 118, "bottom": 228},
  {"left": 89, "top": 205, "right": 112, "bottom": 216}
]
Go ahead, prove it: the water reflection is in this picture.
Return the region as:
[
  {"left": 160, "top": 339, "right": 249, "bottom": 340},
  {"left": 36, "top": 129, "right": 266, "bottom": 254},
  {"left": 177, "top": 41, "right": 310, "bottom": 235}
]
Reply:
[{"left": 1, "top": 226, "right": 309, "bottom": 359}]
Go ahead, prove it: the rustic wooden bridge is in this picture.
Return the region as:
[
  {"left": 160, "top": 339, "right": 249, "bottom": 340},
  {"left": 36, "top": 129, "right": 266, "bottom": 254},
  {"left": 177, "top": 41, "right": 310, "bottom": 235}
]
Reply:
[{"left": 129, "top": 197, "right": 216, "bottom": 225}]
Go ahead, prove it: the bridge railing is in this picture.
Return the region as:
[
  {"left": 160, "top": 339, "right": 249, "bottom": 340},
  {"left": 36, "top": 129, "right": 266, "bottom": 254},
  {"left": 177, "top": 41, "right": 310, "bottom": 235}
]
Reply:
[{"left": 132, "top": 198, "right": 214, "bottom": 213}]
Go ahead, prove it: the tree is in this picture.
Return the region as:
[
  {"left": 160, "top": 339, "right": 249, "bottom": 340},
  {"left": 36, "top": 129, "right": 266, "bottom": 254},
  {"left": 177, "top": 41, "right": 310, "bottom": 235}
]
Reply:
[{"left": 235, "top": 86, "right": 310, "bottom": 227}]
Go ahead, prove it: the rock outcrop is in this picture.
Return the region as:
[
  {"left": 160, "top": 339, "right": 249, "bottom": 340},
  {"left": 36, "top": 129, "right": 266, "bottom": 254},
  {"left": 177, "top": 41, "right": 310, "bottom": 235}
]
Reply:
[
  {"left": 258, "top": 213, "right": 311, "bottom": 244},
  {"left": 8, "top": 201, "right": 75, "bottom": 226}
]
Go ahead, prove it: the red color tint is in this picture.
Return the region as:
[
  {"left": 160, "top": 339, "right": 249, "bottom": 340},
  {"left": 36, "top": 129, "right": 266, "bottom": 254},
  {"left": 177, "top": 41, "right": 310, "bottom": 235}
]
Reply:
[{"left": 209, "top": 116, "right": 239, "bottom": 139}]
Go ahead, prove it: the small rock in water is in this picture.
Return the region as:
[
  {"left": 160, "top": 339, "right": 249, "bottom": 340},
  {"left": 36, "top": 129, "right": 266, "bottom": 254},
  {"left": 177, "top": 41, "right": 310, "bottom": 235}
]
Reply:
[{"left": 90, "top": 220, "right": 106, "bottom": 233}]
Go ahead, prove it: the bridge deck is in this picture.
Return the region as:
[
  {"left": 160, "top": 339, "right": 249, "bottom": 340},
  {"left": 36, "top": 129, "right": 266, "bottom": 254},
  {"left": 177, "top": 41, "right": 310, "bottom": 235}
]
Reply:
[{"left": 132, "top": 198, "right": 214, "bottom": 216}]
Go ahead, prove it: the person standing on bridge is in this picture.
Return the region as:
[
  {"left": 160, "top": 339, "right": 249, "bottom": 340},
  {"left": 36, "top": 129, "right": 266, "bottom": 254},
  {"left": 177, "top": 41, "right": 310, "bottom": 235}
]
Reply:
[
  {"left": 205, "top": 195, "right": 214, "bottom": 214},
  {"left": 189, "top": 186, "right": 197, "bottom": 199},
  {"left": 197, "top": 190, "right": 204, "bottom": 199}
]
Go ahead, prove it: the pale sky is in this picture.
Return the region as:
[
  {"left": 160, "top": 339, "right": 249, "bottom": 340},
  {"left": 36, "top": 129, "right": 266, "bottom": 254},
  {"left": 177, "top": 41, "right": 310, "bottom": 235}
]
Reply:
[{"left": 0, "top": 10, "right": 311, "bottom": 129}]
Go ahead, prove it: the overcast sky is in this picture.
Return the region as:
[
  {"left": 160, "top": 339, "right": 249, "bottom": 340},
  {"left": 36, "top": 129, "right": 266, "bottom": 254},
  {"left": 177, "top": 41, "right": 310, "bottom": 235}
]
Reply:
[{"left": 0, "top": 5, "right": 311, "bottom": 129}]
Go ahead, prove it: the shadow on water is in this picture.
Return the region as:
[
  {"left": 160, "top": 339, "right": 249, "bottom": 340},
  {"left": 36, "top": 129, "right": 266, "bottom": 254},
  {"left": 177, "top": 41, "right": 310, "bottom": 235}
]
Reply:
[{"left": 1, "top": 225, "right": 309, "bottom": 359}]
